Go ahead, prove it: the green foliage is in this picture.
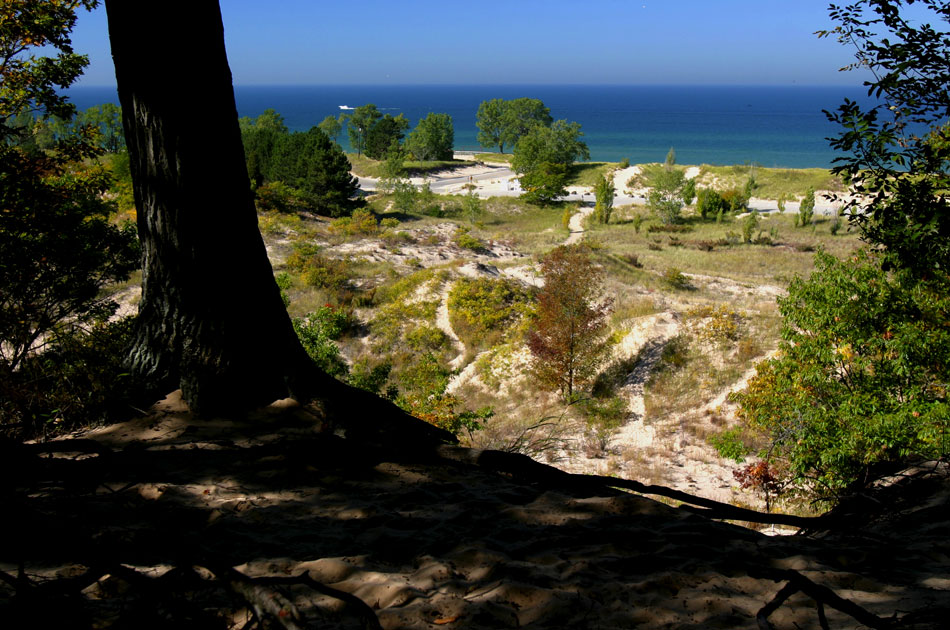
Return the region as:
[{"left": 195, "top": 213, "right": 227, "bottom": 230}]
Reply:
[
  {"left": 681, "top": 177, "right": 696, "bottom": 206},
  {"left": 286, "top": 243, "right": 351, "bottom": 291},
  {"left": 798, "top": 187, "right": 815, "bottom": 227},
  {"left": 0, "top": 133, "right": 139, "bottom": 377},
  {"left": 741, "top": 212, "right": 759, "bottom": 244},
  {"left": 687, "top": 304, "right": 743, "bottom": 343},
  {"left": 328, "top": 207, "right": 378, "bottom": 237},
  {"left": 364, "top": 113, "right": 410, "bottom": 160},
  {"left": 453, "top": 225, "right": 486, "bottom": 251},
  {"left": 2, "top": 317, "right": 136, "bottom": 438},
  {"left": 270, "top": 126, "right": 363, "bottom": 217},
  {"left": 519, "top": 161, "right": 570, "bottom": 206},
  {"left": 463, "top": 188, "right": 481, "bottom": 224},
  {"left": 0, "top": 0, "right": 98, "bottom": 141},
  {"left": 581, "top": 395, "right": 627, "bottom": 453},
  {"left": 475, "top": 98, "right": 509, "bottom": 153},
  {"left": 632, "top": 213, "right": 644, "bottom": 233},
  {"left": 275, "top": 272, "right": 292, "bottom": 307},
  {"left": 561, "top": 206, "right": 573, "bottom": 231},
  {"left": 736, "top": 250, "right": 950, "bottom": 501},
  {"left": 512, "top": 119, "right": 590, "bottom": 175},
  {"left": 593, "top": 174, "right": 615, "bottom": 224},
  {"left": 708, "top": 427, "right": 749, "bottom": 463},
  {"left": 292, "top": 312, "right": 349, "bottom": 379},
  {"left": 821, "top": 0, "right": 950, "bottom": 276},
  {"left": 345, "top": 103, "right": 381, "bottom": 157},
  {"left": 720, "top": 186, "right": 750, "bottom": 213},
  {"left": 662, "top": 267, "right": 691, "bottom": 290},
  {"left": 477, "top": 97, "right": 555, "bottom": 153},
  {"left": 696, "top": 188, "right": 725, "bottom": 220},
  {"left": 348, "top": 359, "right": 393, "bottom": 397},
  {"left": 406, "top": 112, "right": 454, "bottom": 161},
  {"left": 528, "top": 244, "right": 612, "bottom": 398},
  {"left": 447, "top": 277, "right": 534, "bottom": 350},
  {"left": 395, "top": 353, "right": 492, "bottom": 435},
  {"left": 647, "top": 164, "right": 686, "bottom": 224},
  {"left": 317, "top": 113, "right": 346, "bottom": 144},
  {"left": 254, "top": 180, "right": 308, "bottom": 213},
  {"left": 0, "top": 0, "right": 142, "bottom": 438}
]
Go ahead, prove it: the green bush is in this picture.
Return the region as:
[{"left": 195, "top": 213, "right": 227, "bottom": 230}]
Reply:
[
  {"left": 708, "top": 427, "right": 749, "bottom": 463},
  {"left": 662, "top": 267, "right": 691, "bottom": 290},
  {"left": 286, "top": 244, "right": 351, "bottom": 291},
  {"left": 735, "top": 250, "right": 950, "bottom": 501},
  {"left": 447, "top": 277, "right": 534, "bottom": 350},
  {"left": 453, "top": 225, "right": 486, "bottom": 251},
  {"left": 1, "top": 318, "right": 136, "bottom": 438}
]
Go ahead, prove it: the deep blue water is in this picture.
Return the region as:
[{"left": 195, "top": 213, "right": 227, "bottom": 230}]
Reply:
[{"left": 67, "top": 84, "right": 870, "bottom": 168}]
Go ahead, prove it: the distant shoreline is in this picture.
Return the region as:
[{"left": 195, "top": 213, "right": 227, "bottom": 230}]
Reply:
[{"left": 66, "top": 84, "right": 871, "bottom": 169}]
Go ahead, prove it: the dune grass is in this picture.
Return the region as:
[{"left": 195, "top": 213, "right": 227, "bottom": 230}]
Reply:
[
  {"left": 568, "top": 162, "right": 619, "bottom": 187},
  {"left": 696, "top": 164, "right": 845, "bottom": 200}
]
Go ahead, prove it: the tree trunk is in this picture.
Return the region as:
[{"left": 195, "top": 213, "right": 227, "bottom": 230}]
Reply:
[{"left": 105, "top": 1, "right": 327, "bottom": 414}]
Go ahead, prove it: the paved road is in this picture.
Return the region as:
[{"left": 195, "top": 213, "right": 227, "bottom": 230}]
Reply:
[{"left": 356, "top": 171, "right": 843, "bottom": 216}]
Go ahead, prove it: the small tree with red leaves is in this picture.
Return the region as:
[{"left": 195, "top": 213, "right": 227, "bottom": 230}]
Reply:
[{"left": 527, "top": 244, "right": 611, "bottom": 400}]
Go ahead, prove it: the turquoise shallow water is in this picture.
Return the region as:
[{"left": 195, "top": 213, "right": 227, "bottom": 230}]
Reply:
[{"left": 68, "top": 84, "right": 871, "bottom": 168}]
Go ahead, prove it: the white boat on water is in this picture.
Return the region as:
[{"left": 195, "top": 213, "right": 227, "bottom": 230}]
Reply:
[{"left": 339, "top": 105, "right": 354, "bottom": 110}]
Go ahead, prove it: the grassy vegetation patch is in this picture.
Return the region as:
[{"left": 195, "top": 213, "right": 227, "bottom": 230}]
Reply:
[
  {"left": 567, "top": 162, "right": 617, "bottom": 187},
  {"left": 696, "top": 164, "right": 844, "bottom": 200},
  {"left": 447, "top": 277, "right": 535, "bottom": 351}
]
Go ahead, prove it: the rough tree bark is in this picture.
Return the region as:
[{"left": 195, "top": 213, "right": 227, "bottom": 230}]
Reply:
[{"left": 105, "top": 1, "right": 328, "bottom": 414}]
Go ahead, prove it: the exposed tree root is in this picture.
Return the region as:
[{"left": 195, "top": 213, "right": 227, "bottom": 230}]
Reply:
[{"left": 752, "top": 568, "right": 894, "bottom": 630}]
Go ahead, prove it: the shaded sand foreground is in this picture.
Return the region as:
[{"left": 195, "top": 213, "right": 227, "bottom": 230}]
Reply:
[{"left": 4, "top": 392, "right": 948, "bottom": 629}]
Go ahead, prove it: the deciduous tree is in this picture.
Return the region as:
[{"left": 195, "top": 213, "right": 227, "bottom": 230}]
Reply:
[
  {"left": 345, "top": 103, "right": 381, "bottom": 157},
  {"left": 593, "top": 174, "right": 615, "bottom": 224},
  {"left": 317, "top": 113, "right": 345, "bottom": 144},
  {"left": 820, "top": 0, "right": 950, "bottom": 275},
  {"left": 406, "top": 112, "right": 454, "bottom": 161},
  {"left": 527, "top": 245, "right": 611, "bottom": 399},
  {"left": 475, "top": 98, "right": 506, "bottom": 152},
  {"left": 106, "top": 0, "right": 338, "bottom": 413}
]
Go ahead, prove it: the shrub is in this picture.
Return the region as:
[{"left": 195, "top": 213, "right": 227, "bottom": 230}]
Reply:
[
  {"left": 696, "top": 188, "right": 725, "bottom": 220},
  {"left": 292, "top": 311, "right": 350, "bottom": 379},
  {"left": 708, "top": 426, "right": 749, "bottom": 463},
  {"left": 447, "top": 277, "right": 534, "bottom": 350},
  {"left": 328, "top": 207, "right": 378, "bottom": 237},
  {"left": 1, "top": 318, "right": 136, "bottom": 438},
  {"left": 735, "top": 250, "right": 950, "bottom": 501},
  {"left": 741, "top": 213, "right": 759, "bottom": 244},
  {"left": 632, "top": 213, "right": 644, "bottom": 233},
  {"left": 687, "top": 304, "right": 743, "bottom": 343},
  {"left": 453, "top": 225, "right": 486, "bottom": 251},
  {"left": 581, "top": 395, "right": 628, "bottom": 456},
  {"left": 286, "top": 244, "right": 351, "bottom": 291},
  {"left": 254, "top": 180, "right": 307, "bottom": 213},
  {"left": 798, "top": 187, "right": 815, "bottom": 227},
  {"left": 619, "top": 157, "right": 630, "bottom": 169},
  {"left": 662, "top": 267, "right": 691, "bottom": 290}
]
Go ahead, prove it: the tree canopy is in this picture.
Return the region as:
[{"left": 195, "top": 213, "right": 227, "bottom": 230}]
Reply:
[
  {"left": 241, "top": 110, "right": 362, "bottom": 217},
  {"left": 820, "top": 0, "right": 950, "bottom": 276},
  {"left": 406, "top": 112, "right": 454, "bottom": 161},
  {"left": 1, "top": 0, "right": 139, "bottom": 435},
  {"left": 475, "top": 97, "right": 553, "bottom": 153},
  {"left": 528, "top": 244, "right": 611, "bottom": 399}
]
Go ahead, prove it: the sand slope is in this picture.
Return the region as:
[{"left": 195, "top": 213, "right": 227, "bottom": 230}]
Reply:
[{"left": 4, "top": 393, "right": 947, "bottom": 629}]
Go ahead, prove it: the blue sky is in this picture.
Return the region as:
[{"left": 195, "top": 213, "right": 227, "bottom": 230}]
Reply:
[{"left": 71, "top": 1, "right": 869, "bottom": 86}]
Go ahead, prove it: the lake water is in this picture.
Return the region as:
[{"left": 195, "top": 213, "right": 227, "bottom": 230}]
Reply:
[{"left": 67, "top": 84, "right": 871, "bottom": 168}]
